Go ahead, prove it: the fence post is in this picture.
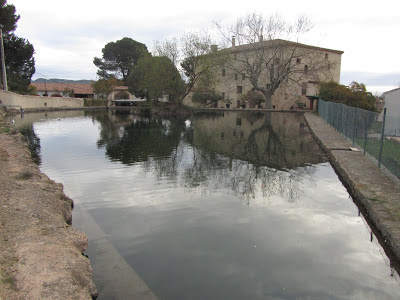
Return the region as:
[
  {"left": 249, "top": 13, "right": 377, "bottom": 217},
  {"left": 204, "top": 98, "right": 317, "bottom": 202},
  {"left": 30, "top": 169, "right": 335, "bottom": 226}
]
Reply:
[
  {"left": 363, "top": 125, "right": 367, "bottom": 155},
  {"left": 378, "top": 108, "right": 387, "bottom": 168},
  {"left": 352, "top": 108, "right": 357, "bottom": 146}
]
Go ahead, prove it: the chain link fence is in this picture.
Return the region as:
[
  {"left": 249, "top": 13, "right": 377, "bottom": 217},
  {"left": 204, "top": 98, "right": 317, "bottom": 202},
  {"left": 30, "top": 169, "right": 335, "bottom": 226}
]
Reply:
[{"left": 318, "top": 99, "right": 400, "bottom": 179}]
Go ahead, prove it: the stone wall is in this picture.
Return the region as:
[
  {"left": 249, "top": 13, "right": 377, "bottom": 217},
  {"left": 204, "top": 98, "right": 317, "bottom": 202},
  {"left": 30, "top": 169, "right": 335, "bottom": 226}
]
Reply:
[{"left": 0, "top": 90, "right": 84, "bottom": 110}]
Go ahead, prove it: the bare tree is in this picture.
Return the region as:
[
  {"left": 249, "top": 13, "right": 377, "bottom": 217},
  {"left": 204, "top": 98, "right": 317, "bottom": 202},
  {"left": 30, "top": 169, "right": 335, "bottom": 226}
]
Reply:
[
  {"left": 152, "top": 38, "right": 180, "bottom": 67},
  {"left": 153, "top": 31, "right": 227, "bottom": 104},
  {"left": 216, "top": 13, "right": 334, "bottom": 108}
]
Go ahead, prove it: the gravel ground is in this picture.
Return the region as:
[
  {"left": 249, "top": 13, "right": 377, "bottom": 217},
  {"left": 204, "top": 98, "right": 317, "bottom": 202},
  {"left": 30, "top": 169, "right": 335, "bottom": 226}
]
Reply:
[{"left": 0, "top": 110, "right": 97, "bottom": 299}]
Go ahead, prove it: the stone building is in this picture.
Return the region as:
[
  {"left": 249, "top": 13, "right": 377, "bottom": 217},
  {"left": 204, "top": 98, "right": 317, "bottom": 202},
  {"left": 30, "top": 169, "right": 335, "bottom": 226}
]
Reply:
[{"left": 184, "top": 38, "right": 343, "bottom": 110}]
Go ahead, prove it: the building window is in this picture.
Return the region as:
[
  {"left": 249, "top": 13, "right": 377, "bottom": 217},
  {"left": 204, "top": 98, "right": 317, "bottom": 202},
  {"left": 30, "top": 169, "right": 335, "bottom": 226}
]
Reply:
[
  {"left": 325, "top": 53, "right": 329, "bottom": 60},
  {"left": 304, "top": 65, "right": 308, "bottom": 73},
  {"left": 222, "top": 69, "right": 226, "bottom": 77},
  {"left": 235, "top": 74, "right": 238, "bottom": 80},
  {"left": 301, "top": 82, "right": 307, "bottom": 95},
  {"left": 222, "top": 92, "right": 225, "bottom": 100},
  {"left": 44, "top": 103, "right": 47, "bottom": 106},
  {"left": 236, "top": 118, "right": 242, "bottom": 126},
  {"left": 296, "top": 58, "right": 301, "bottom": 64},
  {"left": 237, "top": 86, "right": 243, "bottom": 94}
]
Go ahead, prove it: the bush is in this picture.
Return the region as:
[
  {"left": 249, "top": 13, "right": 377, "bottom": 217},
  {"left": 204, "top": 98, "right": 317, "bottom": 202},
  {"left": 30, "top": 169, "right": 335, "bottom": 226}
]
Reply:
[
  {"left": 50, "top": 94, "right": 62, "bottom": 97},
  {"left": 192, "top": 91, "right": 223, "bottom": 107},
  {"left": 319, "top": 81, "right": 377, "bottom": 112},
  {"left": 115, "top": 91, "right": 130, "bottom": 100},
  {"left": 84, "top": 99, "right": 108, "bottom": 107}
]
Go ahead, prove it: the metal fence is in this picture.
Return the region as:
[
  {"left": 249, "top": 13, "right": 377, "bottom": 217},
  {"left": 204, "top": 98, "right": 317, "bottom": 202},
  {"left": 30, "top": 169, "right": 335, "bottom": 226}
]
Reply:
[{"left": 318, "top": 99, "right": 400, "bottom": 180}]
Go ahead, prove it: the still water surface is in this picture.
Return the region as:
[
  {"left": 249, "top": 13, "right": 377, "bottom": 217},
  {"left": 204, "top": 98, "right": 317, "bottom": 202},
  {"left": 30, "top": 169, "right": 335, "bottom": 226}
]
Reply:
[{"left": 13, "top": 110, "right": 400, "bottom": 299}]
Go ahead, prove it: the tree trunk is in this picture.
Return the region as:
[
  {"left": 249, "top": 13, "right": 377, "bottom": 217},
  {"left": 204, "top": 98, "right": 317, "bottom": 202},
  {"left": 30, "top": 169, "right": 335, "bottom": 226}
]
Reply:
[{"left": 264, "top": 94, "right": 272, "bottom": 109}]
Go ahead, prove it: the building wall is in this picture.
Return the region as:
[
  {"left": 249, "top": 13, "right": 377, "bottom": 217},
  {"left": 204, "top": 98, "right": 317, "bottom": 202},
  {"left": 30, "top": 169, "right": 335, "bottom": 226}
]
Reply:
[
  {"left": 383, "top": 88, "right": 400, "bottom": 136},
  {"left": 0, "top": 89, "right": 84, "bottom": 110}
]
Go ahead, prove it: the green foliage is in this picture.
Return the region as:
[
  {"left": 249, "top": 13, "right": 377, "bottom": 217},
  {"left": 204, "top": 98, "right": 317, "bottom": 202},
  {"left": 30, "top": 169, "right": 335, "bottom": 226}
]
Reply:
[
  {"left": 318, "top": 81, "right": 377, "bottom": 112},
  {"left": 181, "top": 56, "right": 195, "bottom": 79},
  {"left": 63, "top": 87, "right": 75, "bottom": 97},
  {"left": 93, "top": 37, "right": 150, "bottom": 82},
  {"left": 115, "top": 91, "right": 129, "bottom": 100},
  {"left": 91, "top": 77, "right": 123, "bottom": 99},
  {"left": 244, "top": 90, "right": 264, "bottom": 108},
  {"left": 128, "top": 56, "right": 185, "bottom": 102},
  {"left": 192, "top": 91, "right": 223, "bottom": 107},
  {"left": 84, "top": 98, "right": 108, "bottom": 107},
  {"left": 1, "top": 1, "right": 35, "bottom": 94},
  {"left": 0, "top": 0, "right": 19, "bottom": 33}
]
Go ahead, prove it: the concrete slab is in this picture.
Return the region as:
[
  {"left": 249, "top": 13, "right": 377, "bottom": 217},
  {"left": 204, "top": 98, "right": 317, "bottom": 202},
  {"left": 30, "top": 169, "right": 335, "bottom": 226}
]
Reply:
[{"left": 305, "top": 112, "right": 400, "bottom": 264}]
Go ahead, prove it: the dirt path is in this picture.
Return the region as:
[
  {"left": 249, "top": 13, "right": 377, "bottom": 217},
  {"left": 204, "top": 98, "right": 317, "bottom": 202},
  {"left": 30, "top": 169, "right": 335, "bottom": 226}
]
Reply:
[{"left": 0, "top": 110, "right": 97, "bottom": 299}]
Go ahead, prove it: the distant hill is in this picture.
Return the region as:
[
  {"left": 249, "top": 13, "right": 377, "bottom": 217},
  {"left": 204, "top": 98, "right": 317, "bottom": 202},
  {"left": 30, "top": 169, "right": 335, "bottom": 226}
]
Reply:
[{"left": 33, "top": 78, "right": 93, "bottom": 84}]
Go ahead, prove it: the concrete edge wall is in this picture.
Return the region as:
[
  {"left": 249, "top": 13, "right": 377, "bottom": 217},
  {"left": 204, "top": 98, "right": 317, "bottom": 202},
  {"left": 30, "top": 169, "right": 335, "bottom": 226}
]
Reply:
[
  {"left": 0, "top": 90, "right": 84, "bottom": 110},
  {"left": 304, "top": 112, "right": 400, "bottom": 265}
]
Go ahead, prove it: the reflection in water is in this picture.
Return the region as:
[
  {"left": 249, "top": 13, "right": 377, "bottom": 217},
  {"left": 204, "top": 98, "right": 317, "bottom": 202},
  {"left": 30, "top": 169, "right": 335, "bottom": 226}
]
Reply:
[
  {"left": 89, "top": 111, "right": 326, "bottom": 204},
  {"left": 191, "top": 111, "right": 325, "bottom": 169},
  {"left": 12, "top": 110, "right": 400, "bottom": 299},
  {"left": 19, "top": 127, "right": 41, "bottom": 164}
]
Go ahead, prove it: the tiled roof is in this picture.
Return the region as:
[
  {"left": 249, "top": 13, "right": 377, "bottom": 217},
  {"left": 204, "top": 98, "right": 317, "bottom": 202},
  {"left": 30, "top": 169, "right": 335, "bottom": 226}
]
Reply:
[
  {"left": 31, "top": 83, "right": 94, "bottom": 95},
  {"left": 114, "top": 86, "right": 129, "bottom": 91},
  {"left": 226, "top": 39, "right": 344, "bottom": 55}
]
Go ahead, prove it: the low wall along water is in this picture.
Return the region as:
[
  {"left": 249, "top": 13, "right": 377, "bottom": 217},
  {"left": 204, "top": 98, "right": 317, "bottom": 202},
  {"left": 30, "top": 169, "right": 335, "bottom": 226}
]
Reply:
[{"left": 0, "top": 89, "right": 84, "bottom": 110}]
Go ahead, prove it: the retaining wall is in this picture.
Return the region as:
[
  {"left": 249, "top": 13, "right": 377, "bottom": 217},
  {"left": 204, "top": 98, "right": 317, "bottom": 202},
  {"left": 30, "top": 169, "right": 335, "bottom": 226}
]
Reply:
[{"left": 0, "top": 90, "right": 84, "bottom": 110}]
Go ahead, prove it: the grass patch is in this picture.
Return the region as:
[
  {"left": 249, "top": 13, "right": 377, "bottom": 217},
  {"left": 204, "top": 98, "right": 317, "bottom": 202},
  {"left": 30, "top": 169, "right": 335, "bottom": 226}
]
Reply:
[
  {"left": 0, "top": 126, "right": 11, "bottom": 133},
  {"left": 355, "top": 137, "right": 400, "bottom": 179},
  {"left": 15, "top": 172, "right": 34, "bottom": 180},
  {"left": 369, "top": 197, "right": 381, "bottom": 203},
  {"left": 2, "top": 275, "right": 17, "bottom": 290}
]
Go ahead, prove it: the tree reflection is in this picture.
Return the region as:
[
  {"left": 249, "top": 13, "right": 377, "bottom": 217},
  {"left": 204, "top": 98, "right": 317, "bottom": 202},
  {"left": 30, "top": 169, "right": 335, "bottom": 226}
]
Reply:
[
  {"left": 89, "top": 110, "right": 325, "bottom": 204},
  {"left": 19, "top": 127, "right": 41, "bottom": 165},
  {"left": 92, "top": 110, "right": 187, "bottom": 165}
]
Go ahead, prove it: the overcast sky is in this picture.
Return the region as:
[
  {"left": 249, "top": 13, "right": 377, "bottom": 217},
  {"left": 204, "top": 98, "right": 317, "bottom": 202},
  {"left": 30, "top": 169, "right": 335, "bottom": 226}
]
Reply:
[{"left": 9, "top": 0, "right": 400, "bottom": 94}]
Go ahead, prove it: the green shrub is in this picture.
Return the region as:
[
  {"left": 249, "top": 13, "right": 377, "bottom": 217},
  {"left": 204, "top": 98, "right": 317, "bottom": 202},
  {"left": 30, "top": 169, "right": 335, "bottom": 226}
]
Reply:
[{"left": 84, "top": 99, "right": 108, "bottom": 107}]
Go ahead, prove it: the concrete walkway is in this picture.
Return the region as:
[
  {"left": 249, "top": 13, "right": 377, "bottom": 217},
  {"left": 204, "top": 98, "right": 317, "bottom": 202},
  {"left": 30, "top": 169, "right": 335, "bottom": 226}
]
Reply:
[{"left": 305, "top": 112, "right": 400, "bottom": 263}]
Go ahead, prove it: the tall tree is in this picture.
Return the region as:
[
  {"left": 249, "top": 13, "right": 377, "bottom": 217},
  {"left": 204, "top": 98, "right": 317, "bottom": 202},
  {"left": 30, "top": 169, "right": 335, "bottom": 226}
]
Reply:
[
  {"left": 0, "top": 0, "right": 35, "bottom": 94},
  {"left": 93, "top": 37, "right": 150, "bottom": 82},
  {"left": 0, "top": 0, "right": 19, "bottom": 33},
  {"left": 3, "top": 33, "right": 35, "bottom": 93},
  {"left": 179, "top": 32, "right": 227, "bottom": 101},
  {"left": 216, "top": 13, "right": 332, "bottom": 108},
  {"left": 128, "top": 55, "right": 185, "bottom": 102}
]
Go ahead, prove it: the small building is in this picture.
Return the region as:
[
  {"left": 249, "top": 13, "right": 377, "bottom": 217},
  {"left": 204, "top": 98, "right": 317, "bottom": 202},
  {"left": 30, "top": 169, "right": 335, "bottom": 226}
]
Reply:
[
  {"left": 31, "top": 82, "right": 95, "bottom": 98},
  {"left": 383, "top": 87, "right": 400, "bottom": 136},
  {"left": 108, "top": 86, "right": 133, "bottom": 100},
  {"left": 30, "top": 82, "right": 134, "bottom": 101}
]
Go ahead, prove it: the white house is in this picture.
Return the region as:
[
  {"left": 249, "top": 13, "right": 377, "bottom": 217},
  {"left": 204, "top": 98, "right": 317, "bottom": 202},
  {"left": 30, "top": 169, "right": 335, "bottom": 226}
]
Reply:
[{"left": 383, "top": 87, "right": 400, "bottom": 136}]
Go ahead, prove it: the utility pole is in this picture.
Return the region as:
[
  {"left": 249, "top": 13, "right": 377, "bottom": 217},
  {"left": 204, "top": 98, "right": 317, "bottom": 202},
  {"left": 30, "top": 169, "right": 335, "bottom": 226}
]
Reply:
[{"left": 0, "top": 28, "right": 8, "bottom": 91}]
